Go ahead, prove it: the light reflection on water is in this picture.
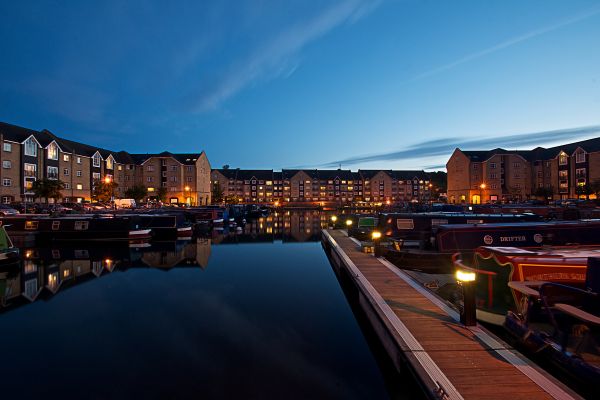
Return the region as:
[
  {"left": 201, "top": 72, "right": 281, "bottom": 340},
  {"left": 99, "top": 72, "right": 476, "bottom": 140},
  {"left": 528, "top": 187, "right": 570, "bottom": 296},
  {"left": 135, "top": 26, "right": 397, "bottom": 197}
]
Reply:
[{"left": 0, "top": 211, "right": 413, "bottom": 399}]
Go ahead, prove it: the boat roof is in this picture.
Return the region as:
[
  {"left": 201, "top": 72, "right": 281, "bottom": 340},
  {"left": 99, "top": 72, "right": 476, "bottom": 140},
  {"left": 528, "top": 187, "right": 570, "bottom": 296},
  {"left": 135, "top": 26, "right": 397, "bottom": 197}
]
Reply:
[{"left": 437, "top": 219, "right": 600, "bottom": 230}]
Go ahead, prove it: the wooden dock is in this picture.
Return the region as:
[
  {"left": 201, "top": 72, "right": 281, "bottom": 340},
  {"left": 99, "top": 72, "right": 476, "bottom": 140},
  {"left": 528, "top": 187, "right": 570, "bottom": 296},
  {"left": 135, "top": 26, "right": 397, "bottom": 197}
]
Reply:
[{"left": 322, "top": 229, "right": 582, "bottom": 400}]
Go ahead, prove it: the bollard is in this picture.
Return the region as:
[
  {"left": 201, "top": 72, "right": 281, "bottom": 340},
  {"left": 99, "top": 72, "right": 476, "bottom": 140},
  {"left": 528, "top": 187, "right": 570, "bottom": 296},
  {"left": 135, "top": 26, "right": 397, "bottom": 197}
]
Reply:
[
  {"left": 456, "top": 269, "right": 477, "bottom": 326},
  {"left": 330, "top": 215, "right": 338, "bottom": 229},
  {"left": 372, "top": 230, "right": 382, "bottom": 257}
]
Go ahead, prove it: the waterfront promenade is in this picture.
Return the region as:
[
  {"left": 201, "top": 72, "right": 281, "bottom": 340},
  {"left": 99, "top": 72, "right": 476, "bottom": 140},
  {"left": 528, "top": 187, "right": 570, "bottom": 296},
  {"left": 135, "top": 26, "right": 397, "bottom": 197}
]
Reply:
[{"left": 322, "top": 229, "right": 581, "bottom": 400}]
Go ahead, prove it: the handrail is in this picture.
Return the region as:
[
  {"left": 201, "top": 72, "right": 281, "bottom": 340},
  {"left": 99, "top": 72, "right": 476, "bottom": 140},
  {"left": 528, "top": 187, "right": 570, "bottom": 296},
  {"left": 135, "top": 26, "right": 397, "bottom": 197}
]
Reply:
[{"left": 452, "top": 253, "right": 497, "bottom": 276}]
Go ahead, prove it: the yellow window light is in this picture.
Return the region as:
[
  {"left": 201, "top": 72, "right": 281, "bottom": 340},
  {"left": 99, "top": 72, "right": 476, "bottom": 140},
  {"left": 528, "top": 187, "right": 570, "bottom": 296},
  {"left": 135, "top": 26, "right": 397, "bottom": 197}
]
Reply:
[{"left": 456, "top": 270, "right": 476, "bottom": 282}]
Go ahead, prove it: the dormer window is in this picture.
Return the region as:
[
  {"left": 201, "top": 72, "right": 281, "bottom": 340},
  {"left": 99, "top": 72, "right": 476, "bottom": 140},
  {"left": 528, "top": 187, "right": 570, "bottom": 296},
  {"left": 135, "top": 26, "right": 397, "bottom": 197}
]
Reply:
[
  {"left": 93, "top": 153, "right": 101, "bottom": 167},
  {"left": 47, "top": 142, "right": 59, "bottom": 160},
  {"left": 576, "top": 152, "right": 586, "bottom": 163},
  {"left": 24, "top": 137, "right": 38, "bottom": 157},
  {"left": 559, "top": 152, "right": 568, "bottom": 166},
  {"left": 106, "top": 156, "right": 114, "bottom": 170}
]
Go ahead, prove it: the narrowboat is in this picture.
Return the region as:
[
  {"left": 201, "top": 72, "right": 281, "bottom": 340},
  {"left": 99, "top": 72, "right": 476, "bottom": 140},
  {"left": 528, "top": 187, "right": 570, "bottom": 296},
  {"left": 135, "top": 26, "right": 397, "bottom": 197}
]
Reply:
[
  {"left": 346, "top": 215, "right": 378, "bottom": 240},
  {"left": 503, "top": 258, "right": 599, "bottom": 391},
  {"left": 461, "top": 246, "right": 593, "bottom": 325},
  {"left": 0, "top": 226, "right": 19, "bottom": 267},
  {"left": 186, "top": 207, "right": 228, "bottom": 227},
  {"left": 379, "top": 212, "right": 542, "bottom": 242},
  {"left": 0, "top": 215, "right": 152, "bottom": 242},
  {"left": 385, "top": 219, "right": 600, "bottom": 274}
]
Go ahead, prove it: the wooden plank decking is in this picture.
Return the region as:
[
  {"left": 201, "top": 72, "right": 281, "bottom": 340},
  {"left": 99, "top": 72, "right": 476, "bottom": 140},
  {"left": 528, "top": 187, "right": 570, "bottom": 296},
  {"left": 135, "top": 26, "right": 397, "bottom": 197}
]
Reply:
[{"left": 322, "top": 229, "right": 581, "bottom": 400}]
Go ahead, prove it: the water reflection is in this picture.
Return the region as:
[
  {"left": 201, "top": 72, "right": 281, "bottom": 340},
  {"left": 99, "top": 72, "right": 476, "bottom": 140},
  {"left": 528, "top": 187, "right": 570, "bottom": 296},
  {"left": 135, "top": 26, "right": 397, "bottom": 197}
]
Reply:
[
  {"left": 0, "top": 210, "right": 398, "bottom": 399},
  {"left": 1, "top": 211, "right": 335, "bottom": 313}
]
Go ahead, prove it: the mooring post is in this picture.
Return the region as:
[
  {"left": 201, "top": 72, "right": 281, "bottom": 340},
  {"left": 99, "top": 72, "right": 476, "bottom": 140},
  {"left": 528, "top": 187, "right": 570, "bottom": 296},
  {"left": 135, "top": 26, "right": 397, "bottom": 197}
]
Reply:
[{"left": 452, "top": 254, "right": 477, "bottom": 326}]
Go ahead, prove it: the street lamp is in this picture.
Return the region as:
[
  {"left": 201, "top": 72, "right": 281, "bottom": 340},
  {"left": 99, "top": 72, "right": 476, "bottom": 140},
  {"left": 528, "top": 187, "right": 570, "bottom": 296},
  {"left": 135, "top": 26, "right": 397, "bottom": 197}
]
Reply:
[
  {"left": 104, "top": 176, "right": 115, "bottom": 209},
  {"left": 184, "top": 185, "right": 190, "bottom": 206},
  {"left": 479, "top": 183, "right": 486, "bottom": 205}
]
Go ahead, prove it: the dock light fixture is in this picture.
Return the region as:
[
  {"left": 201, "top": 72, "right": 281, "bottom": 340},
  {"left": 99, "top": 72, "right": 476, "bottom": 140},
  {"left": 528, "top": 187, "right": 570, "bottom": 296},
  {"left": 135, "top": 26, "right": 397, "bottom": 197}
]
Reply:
[
  {"left": 456, "top": 269, "right": 476, "bottom": 282},
  {"left": 331, "top": 215, "right": 337, "bottom": 222},
  {"left": 345, "top": 219, "right": 353, "bottom": 227},
  {"left": 456, "top": 268, "right": 477, "bottom": 326},
  {"left": 372, "top": 231, "right": 383, "bottom": 256},
  {"left": 104, "top": 176, "right": 111, "bottom": 184},
  {"left": 371, "top": 231, "right": 382, "bottom": 240}
]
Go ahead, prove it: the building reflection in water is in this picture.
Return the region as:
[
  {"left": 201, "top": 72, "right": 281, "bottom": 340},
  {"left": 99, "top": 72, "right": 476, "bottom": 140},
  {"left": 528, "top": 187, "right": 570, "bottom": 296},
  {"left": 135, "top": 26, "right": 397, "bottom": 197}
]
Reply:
[{"left": 0, "top": 211, "right": 333, "bottom": 313}]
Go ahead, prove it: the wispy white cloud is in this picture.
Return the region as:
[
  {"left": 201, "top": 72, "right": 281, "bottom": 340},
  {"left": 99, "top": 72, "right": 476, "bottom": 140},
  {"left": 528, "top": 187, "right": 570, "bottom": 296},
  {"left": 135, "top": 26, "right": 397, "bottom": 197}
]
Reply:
[
  {"left": 302, "top": 124, "right": 600, "bottom": 169},
  {"left": 184, "top": 0, "right": 382, "bottom": 112},
  {"left": 410, "top": 5, "right": 600, "bottom": 82}
]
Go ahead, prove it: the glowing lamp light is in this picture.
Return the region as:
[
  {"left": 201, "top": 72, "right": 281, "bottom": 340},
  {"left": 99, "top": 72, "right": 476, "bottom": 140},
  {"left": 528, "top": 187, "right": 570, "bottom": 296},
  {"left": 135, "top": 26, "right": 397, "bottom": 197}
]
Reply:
[
  {"left": 345, "top": 219, "right": 353, "bottom": 227},
  {"left": 331, "top": 215, "right": 338, "bottom": 223},
  {"left": 480, "top": 183, "right": 486, "bottom": 189},
  {"left": 371, "top": 231, "right": 382, "bottom": 240},
  {"left": 25, "top": 250, "right": 33, "bottom": 259},
  {"left": 386, "top": 200, "right": 391, "bottom": 205},
  {"left": 456, "top": 270, "right": 476, "bottom": 282},
  {"left": 274, "top": 201, "right": 280, "bottom": 207},
  {"left": 104, "top": 176, "right": 111, "bottom": 184},
  {"left": 184, "top": 186, "right": 190, "bottom": 191}
]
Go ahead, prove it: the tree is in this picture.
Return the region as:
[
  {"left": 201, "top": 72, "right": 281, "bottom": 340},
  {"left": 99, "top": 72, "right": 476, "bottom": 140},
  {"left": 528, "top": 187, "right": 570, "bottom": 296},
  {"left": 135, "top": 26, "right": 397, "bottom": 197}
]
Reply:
[
  {"left": 224, "top": 194, "right": 239, "bottom": 204},
  {"left": 533, "top": 186, "right": 555, "bottom": 204},
  {"left": 222, "top": 164, "right": 230, "bottom": 170},
  {"left": 590, "top": 179, "right": 600, "bottom": 200},
  {"left": 32, "top": 179, "right": 65, "bottom": 203},
  {"left": 124, "top": 185, "right": 148, "bottom": 203},
  {"left": 576, "top": 183, "right": 592, "bottom": 200},
  {"left": 156, "top": 187, "right": 168, "bottom": 203},
  {"left": 92, "top": 179, "right": 119, "bottom": 203},
  {"left": 212, "top": 181, "right": 224, "bottom": 203}
]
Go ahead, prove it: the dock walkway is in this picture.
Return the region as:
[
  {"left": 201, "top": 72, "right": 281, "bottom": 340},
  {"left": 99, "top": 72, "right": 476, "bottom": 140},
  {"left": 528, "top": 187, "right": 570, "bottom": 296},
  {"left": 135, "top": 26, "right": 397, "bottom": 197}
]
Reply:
[{"left": 322, "top": 229, "right": 581, "bottom": 400}]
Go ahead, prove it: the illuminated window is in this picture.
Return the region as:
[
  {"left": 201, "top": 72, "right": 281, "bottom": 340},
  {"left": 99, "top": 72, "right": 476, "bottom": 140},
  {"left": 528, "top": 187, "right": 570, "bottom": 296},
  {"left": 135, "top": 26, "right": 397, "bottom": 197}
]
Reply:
[
  {"left": 93, "top": 153, "right": 101, "bottom": 167},
  {"left": 24, "top": 137, "right": 38, "bottom": 156},
  {"left": 47, "top": 142, "right": 59, "bottom": 160},
  {"left": 63, "top": 154, "right": 70, "bottom": 161},
  {"left": 559, "top": 152, "right": 568, "bottom": 165},
  {"left": 3, "top": 142, "right": 11, "bottom": 152},
  {"left": 576, "top": 152, "right": 586, "bottom": 163}
]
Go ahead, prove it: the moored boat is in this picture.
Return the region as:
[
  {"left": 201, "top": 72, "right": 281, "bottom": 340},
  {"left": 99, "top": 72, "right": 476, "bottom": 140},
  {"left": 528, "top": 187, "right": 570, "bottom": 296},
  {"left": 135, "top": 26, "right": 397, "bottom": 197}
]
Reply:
[
  {"left": 503, "top": 258, "right": 600, "bottom": 391},
  {"left": 0, "top": 226, "right": 19, "bottom": 267},
  {"left": 385, "top": 219, "right": 600, "bottom": 274}
]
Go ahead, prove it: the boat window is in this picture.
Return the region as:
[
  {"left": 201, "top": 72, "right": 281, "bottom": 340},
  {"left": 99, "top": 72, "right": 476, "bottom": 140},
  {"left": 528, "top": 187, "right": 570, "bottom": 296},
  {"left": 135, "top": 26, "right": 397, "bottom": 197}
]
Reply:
[
  {"left": 25, "top": 221, "right": 38, "bottom": 230},
  {"left": 74, "top": 221, "right": 89, "bottom": 231},
  {"left": 52, "top": 221, "right": 60, "bottom": 230},
  {"left": 467, "top": 219, "right": 484, "bottom": 224},
  {"left": 396, "top": 219, "right": 415, "bottom": 230},
  {"left": 431, "top": 219, "right": 449, "bottom": 227},
  {"left": 74, "top": 250, "right": 89, "bottom": 258}
]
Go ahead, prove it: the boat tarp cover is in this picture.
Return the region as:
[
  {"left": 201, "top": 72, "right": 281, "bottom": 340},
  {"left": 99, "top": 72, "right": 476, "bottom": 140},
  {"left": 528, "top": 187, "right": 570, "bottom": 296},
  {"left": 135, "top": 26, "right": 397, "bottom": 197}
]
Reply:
[{"left": 0, "top": 227, "right": 9, "bottom": 250}]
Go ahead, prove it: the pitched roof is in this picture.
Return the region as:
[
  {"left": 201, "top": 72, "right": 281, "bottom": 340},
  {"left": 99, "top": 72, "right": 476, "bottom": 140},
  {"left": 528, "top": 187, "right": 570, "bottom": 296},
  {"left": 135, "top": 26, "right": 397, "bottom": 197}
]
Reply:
[
  {"left": 316, "top": 169, "right": 353, "bottom": 180},
  {"left": 358, "top": 169, "right": 392, "bottom": 179}
]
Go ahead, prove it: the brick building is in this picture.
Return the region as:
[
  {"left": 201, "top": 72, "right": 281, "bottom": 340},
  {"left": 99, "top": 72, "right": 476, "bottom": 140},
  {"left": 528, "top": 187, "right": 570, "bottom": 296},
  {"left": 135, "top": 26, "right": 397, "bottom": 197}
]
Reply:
[
  {"left": 446, "top": 137, "right": 600, "bottom": 204},
  {"left": 211, "top": 168, "right": 431, "bottom": 205},
  {"left": 0, "top": 121, "right": 211, "bottom": 205}
]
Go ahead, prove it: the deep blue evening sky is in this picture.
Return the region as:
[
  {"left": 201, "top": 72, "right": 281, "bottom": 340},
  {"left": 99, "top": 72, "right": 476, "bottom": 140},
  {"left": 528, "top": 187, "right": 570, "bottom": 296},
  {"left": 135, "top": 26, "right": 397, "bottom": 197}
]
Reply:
[{"left": 1, "top": 0, "right": 599, "bottom": 171}]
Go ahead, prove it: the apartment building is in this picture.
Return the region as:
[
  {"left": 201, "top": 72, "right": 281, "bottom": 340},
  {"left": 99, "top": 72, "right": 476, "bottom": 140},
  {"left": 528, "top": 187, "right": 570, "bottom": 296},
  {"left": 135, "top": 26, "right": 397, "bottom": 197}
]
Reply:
[
  {"left": 0, "top": 121, "right": 211, "bottom": 204},
  {"left": 446, "top": 136, "right": 600, "bottom": 203},
  {"left": 211, "top": 168, "right": 431, "bottom": 204}
]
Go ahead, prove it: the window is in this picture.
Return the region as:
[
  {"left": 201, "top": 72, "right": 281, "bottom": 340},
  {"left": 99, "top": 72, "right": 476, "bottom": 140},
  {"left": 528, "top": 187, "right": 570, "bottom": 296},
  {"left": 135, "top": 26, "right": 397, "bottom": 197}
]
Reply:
[
  {"left": 93, "top": 172, "right": 101, "bottom": 180},
  {"left": 489, "top": 162, "right": 496, "bottom": 169},
  {"left": 3, "top": 142, "right": 11, "bottom": 152},
  {"left": 513, "top": 162, "right": 520, "bottom": 168},
  {"left": 47, "top": 166, "right": 58, "bottom": 179},
  {"left": 576, "top": 168, "right": 586, "bottom": 178},
  {"left": 2, "top": 160, "right": 10, "bottom": 169},
  {"left": 24, "top": 137, "right": 37, "bottom": 156},
  {"left": 472, "top": 164, "right": 479, "bottom": 170},
  {"left": 2, "top": 196, "right": 11, "bottom": 204},
  {"left": 186, "top": 176, "right": 193, "bottom": 182},
  {"left": 170, "top": 176, "right": 177, "bottom": 182},
  {"left": 63, "top": 154, "right": 70, "bottom": 162},
  {"left": 559, "top": 152, "right": 568, "bottom": 165},
  {"left": 489, "top": 173, "right": 497, "bottom": 179},
  {"left": 63, "top": 168, "right": 69, "bottom": 175},
  {"left": 74, "top": 221, "right": 89, "bottom": 230},
  {"left": 76, "top": 184, "right": 83, "bottom": 190},
  {"left": 25, "top": 221, "right": 39, "bottom": 230},
  {"left": 64, "top": 183, "right": 70, "bottom": 189},
  {"left": 559, "top": 170, "right": 568, "bottom": 178},
  {"left": 147, "top": 177, "right": 153, "bottom": 182},
  {"left": 76, "top": 170, "right": 82, "bottom": 177},
  {"left": 2, "top": 178, "right": 11, "bottom": 186},
  {"left": 106, "top": 157, "right": 114, "bottom": 170},
  {"left": 52, "top": 221, "right": 60, "bottom": 230},
  {"left": 118, "top": 165, "right": 122, "bottom": 171},
  {"left": 161, "top": 159, "right": 167, "bottom": 166},
  {"left": 186, "top": 166, "right": 193, "bottom": 172},
  {"left": 576, "top": 152, "right": 586, "bottom": 163},
  {"left": 47, "top": 142, "right": 59, "bottom": 160},
  {"left": 92, "top": 153, "right": 101, "bottom": 167},
  {"left": 171, "top": 165, "right": 177, "bottom": 171},
  {"left": 24, "top": 163, "right": 36, "bottom": 177},
  {"left": 147, "top": 165, "right": 154, "bottom": 172},
  {"left": 76, "top": 157, "right": 82, "bottom": 164}
]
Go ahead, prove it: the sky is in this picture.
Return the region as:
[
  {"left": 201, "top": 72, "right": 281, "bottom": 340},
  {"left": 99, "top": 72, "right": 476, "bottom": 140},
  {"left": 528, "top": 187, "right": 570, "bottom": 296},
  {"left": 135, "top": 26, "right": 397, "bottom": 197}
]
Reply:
[{"left": 1, "top": 0, "right": 599, "bottom": 171}]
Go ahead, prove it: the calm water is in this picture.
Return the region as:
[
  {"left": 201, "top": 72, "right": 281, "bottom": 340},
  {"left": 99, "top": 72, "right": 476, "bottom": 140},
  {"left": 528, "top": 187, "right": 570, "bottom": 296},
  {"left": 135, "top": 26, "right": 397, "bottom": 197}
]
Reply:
[{"left": 0, "top": 216, "right": 411, "bottom": 399}]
